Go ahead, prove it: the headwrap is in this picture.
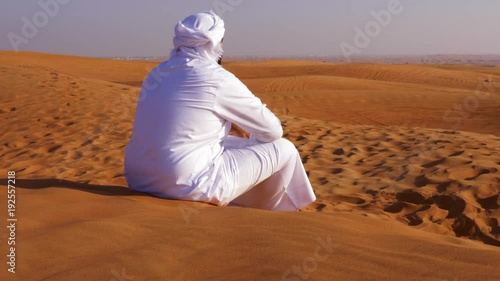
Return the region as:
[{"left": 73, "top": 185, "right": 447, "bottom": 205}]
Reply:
[{"left": 170, "top": 11, "right": 225, "bottom": 62}]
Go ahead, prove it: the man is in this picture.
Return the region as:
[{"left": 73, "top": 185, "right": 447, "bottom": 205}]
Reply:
[{"left": 124, "top": 11, "right": 316, "bottom": 210}]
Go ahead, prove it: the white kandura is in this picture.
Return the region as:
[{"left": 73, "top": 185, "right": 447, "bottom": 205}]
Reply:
[{"left": 124, "top": 11, "right": 316, "bottom": 210}]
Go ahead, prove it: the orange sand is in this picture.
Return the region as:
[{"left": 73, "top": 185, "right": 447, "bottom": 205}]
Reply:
[{"left": 0, "top": 52, "right": 499, "bottom": 280}]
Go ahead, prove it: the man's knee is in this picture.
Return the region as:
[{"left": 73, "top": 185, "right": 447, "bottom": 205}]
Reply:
[{"left": 274, "top": 138, "right": 299, "bottom": 158}]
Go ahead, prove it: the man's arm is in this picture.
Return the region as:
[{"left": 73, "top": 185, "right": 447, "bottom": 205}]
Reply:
[{"left": 214, "top": 73, "right": 283, "bottom": 143}]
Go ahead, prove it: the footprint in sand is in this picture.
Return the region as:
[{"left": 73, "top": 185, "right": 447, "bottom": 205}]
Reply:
[
  {"left": 421, "top": 158, "right": 446, "bottom": 168},
  {"left": 48, "top": 144, "right": 63, "bottom": 153}
]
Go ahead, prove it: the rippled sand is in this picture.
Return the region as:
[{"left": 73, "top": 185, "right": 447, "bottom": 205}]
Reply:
[{"left": 1, "top": 52, "right": 499, "bottom": 281}]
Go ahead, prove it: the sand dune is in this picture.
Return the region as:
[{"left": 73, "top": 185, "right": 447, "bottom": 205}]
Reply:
[
  {"left": 226, "top": 61, "right": 500, "bottom": 136},
  {"left": 225, "top": 60, "right": 500, "bottom": 91},
  {"left": 283, "top": 116, "right": 500, "bottom": 247},
  {"left": 2, "top": 52, "right": 499, "bottom": 134},
  {"left": 1, "top": 52, "right": 499, "bottom": 280},
  {"left": 1, "top": 184, "right": 499, "bottom": 281},
  {"left": 0, "top": 51, "right": 155, "bottom": 85}
]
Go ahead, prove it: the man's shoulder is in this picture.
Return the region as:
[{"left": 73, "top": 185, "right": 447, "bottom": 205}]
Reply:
[
  {"left": 217, "top": 66, "right": 238, "bottom": 80},
  {"left": 200, "top": 64, "right": 239, "bottom": 83},
  {"left": 160, "top": 57, "right": 241, "bottom": 85}
]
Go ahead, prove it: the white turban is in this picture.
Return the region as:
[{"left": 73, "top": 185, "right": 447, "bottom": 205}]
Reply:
[{"left": 170, "top": 11, "right": 225, "bottom": 62}]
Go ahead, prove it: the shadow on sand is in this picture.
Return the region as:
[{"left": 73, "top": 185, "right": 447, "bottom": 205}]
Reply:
[{"left": 0, "top": 178, "right": 145, "bottom": 197}]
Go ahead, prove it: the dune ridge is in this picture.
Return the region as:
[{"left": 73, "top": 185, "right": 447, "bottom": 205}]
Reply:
[
  {"left": 1, "top": 52, "right": 499, "bottom": 280},
  {"left": 281, "top": 116, "right": 500, "bottom": 247}
]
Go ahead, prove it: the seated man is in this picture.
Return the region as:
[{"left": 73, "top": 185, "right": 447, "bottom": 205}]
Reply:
[{"left": 124, "top": 11, "right": 316, "bottom": 210}]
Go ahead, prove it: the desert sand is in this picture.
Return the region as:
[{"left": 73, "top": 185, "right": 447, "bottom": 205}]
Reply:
[{"left": 0, "top": 52, "right": 499, "bottom": 280}]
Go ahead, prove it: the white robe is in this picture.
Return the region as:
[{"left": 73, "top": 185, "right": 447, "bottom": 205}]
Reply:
[{"left": 124, "top": 12, "right": 316, "bottom": 210}]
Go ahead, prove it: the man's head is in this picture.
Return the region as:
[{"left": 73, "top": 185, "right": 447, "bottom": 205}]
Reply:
[{"left": 171, "top": 11, "right": 225, "bottom": 64}]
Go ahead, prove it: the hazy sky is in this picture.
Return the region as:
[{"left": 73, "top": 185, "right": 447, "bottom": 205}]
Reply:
[{"left": 1, "top": 0, "right": 500, "bottom": 57}]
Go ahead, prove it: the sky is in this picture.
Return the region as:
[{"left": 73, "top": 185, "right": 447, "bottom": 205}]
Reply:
[{"left": 1, "top": 0, "right": 500, "bottom": 58}]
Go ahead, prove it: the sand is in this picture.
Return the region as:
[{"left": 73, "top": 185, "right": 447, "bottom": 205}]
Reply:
[{"left": 0, "top": 52, "right": 499, "bottom": 280}]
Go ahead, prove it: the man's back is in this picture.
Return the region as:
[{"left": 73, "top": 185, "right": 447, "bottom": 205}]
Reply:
[
  {"left": 125, "top": 56, "right": 231, "bottom": 196},
  {"left": 123, "top": 11, "right": 314, "bottom": 210}
]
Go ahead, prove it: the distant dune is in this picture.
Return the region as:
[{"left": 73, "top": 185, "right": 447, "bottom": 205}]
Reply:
[
  {"left": 0, "top": 52, "right": 499, "bottom": 280},
  {"left": 225, "top": 60, "right": 500, "bottom": 135},
  {"left": 224, "top": 54, "right": 500, "bottom": 66}
]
